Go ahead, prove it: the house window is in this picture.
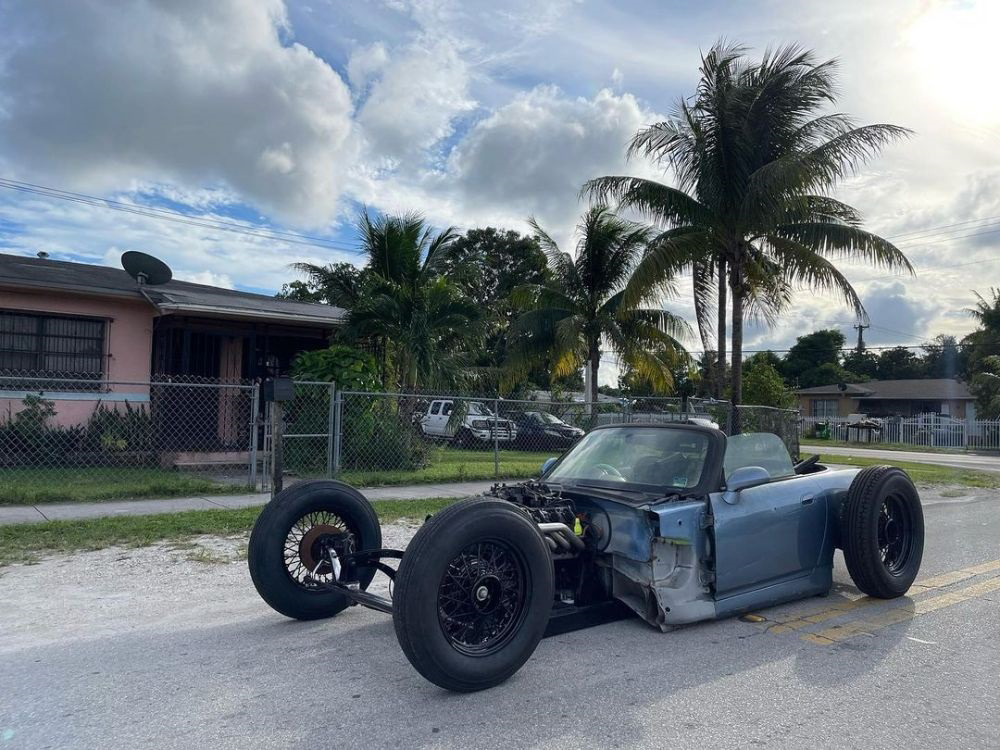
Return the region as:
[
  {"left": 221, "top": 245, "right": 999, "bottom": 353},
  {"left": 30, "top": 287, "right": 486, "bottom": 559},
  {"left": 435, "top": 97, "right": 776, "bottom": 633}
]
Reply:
[
  {"left": 811, "top": 399, "right": 839, "bottom": 418},
  {"left": 0, "top": 310, "right": 106, "bottom": 381}
]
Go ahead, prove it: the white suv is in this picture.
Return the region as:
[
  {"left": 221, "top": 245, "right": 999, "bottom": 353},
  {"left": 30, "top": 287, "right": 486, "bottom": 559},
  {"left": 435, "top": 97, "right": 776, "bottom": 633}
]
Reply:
[{"left": 417, "top": 400, "right": 518, "bottom": 446}]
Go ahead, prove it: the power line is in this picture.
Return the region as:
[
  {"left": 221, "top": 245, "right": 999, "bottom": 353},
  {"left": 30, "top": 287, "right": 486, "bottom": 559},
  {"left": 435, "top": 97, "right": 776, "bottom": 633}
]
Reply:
[
  {"left": 0, "top": 177, "right": 365, "bottom": 254},
  {"left": 885, "top": 214, "right": 1000, "bottom": 241}
]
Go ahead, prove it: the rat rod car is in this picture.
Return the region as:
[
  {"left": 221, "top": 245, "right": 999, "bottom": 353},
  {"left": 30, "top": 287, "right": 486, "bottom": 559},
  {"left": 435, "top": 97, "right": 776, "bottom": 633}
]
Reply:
[{"left": 248, "top": 423, "right": 924, "bottom": 692}]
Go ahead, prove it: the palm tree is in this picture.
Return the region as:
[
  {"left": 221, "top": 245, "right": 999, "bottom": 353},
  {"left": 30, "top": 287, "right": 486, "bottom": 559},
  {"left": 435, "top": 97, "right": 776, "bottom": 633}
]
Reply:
[
  {"left": 507, "top": 205, "right": 689, "bottom": 404},
  {"left": 338, "top": 211, "right": 481, "bottom": 390},
  {"left": 586, "top": 42, "right": 913, "bottom": 407}
]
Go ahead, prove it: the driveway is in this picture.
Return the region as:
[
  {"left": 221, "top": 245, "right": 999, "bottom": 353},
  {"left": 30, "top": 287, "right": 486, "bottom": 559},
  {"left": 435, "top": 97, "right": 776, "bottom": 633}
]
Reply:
[
  {"left": 802, "top": 443, "right": 1000, "bottom": 473},
  {"left": 1, "top": 485, "right": 998, "bottom": 748}
]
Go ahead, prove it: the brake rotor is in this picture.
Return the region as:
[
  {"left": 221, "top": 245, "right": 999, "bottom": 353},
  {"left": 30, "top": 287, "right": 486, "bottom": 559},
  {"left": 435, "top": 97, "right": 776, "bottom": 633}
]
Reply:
[{"left": 298, "top": 524, "right": 345, "bottom": 573}]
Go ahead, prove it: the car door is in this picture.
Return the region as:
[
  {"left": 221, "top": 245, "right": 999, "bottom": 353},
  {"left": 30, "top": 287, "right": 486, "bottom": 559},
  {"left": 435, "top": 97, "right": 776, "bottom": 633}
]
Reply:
[
  {"left": 424, "top": 400, "right": 447, "bottom": 436},
  {"left": 710, "top": 473, "right": 828, "bottom": 598}
]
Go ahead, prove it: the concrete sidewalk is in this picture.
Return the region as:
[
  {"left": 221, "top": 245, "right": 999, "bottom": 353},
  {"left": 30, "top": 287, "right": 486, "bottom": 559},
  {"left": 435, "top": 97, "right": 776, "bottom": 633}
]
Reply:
[{"left": 0, "top": 479, "right": 501, "bottom": 526}]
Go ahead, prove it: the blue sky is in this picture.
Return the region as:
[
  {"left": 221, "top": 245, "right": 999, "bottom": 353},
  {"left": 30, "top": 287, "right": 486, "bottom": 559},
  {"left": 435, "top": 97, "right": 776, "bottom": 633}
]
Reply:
[{"left": 1, "top": 0, "right": 998, "bottom": 382}]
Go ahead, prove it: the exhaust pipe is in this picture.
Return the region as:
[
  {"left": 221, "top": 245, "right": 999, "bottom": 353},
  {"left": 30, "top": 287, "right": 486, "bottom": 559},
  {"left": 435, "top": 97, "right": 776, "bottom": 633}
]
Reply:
[{"left": 538, "top": 522, "right": 585, "bottom": 552}]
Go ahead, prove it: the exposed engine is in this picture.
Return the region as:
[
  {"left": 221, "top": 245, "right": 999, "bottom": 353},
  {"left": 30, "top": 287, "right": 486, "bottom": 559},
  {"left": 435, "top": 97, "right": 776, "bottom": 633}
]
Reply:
[
  {"left": 489, "top": 481, "right": 577, "bottom": 529},
  {"left": 488, "top": 482, "right": 610, "bottom": 607}
]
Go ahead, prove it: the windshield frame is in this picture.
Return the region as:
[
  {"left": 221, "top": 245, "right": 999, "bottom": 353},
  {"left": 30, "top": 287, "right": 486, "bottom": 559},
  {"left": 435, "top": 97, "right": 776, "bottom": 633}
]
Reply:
[{"left": 540, "top": 423, "right": 725, "bottom": 496}]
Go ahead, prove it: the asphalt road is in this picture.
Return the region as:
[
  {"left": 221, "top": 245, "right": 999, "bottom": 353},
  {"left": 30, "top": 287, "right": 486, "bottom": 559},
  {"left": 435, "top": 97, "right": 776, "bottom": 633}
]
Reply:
[
  {"left": 802, "top": 443, "right": 1000, "bottom": 473},
  {"left": 2, "top": 487, "right": 999, "bottom": 749}
]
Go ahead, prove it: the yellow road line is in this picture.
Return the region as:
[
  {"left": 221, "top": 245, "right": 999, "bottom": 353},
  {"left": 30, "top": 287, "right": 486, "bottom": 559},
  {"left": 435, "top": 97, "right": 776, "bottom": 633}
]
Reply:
[
  {"left": 763, "top": 559, "right": 1000, "bottom": 635},
  {"left": 910, "top": 558, "right": 1000, "bottom": 590},
  {"left": 804, "top": 575, "right": 1000, "bottom": 645}
]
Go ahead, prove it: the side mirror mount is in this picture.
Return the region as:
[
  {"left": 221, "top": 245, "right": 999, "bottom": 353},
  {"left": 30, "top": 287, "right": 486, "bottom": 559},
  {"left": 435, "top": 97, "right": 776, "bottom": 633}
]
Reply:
[
  {"left": 723, "top": 466, "right": 770, "bottom": 503},
  {"left": 540, "top": 457, "right": 557, "bottom": 476}
]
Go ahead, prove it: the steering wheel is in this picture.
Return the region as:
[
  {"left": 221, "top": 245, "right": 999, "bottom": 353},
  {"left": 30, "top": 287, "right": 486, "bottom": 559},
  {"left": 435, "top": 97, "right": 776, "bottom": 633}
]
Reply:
[
  {"left": 794, "top": 454, "right": 821, "bottom": 475},
  {"left": 592, "top": 463, "right": 625, "bottom": 480}
]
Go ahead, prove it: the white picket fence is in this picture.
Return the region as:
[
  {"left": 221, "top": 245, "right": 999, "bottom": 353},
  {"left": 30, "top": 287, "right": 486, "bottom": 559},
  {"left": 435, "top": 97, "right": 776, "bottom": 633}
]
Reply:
[{"left": 801, "top": 413, "right": 1000, "bottom": 451}]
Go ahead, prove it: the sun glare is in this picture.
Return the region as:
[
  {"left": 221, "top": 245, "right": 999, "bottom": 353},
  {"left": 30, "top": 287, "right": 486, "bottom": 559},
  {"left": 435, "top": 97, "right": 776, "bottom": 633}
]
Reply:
[{"left": 907, "top": 2, "right": 1000, "bottom": 125}]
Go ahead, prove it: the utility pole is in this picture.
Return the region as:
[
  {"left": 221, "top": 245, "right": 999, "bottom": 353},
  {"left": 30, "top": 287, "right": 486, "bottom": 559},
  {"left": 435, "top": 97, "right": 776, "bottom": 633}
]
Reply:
[{"left": 853, "top": 323, "right": 870, "bottom": 353}]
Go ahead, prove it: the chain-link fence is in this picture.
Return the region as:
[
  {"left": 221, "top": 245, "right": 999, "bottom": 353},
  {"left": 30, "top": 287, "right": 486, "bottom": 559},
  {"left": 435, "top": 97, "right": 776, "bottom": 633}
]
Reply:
[
  {"left": 266, "top": 388, "right": 800, "bottom": 492},
  {"left": 0, "top": 370, "right": 801, "bottom": 502},
  {"left": 0, "top": 372, "right": 257, "bottom": 504}
]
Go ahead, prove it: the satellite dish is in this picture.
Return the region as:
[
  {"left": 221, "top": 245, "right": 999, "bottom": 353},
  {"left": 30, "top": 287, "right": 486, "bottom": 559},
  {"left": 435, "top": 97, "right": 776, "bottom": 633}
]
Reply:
[
  {"left": 837, "top": 382, "right": 848, "bottom": 392},
  {"left": 121, "top": 251, "right": 172, "bottom": 286}
]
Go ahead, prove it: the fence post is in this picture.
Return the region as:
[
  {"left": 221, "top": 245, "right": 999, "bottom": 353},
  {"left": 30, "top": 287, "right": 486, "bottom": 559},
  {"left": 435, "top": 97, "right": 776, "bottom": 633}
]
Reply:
[
  {"left": 332, "top": 392, "right": 343, "bottom": 476},
  {"left": 326, "top": 381, "right": 336, "bottom": 477},
  {"left": 493, "top": 396, "right": 500, "bottom": 479},
  {"left": 248, "top": 382, "right": 260, "bottom": 490},
  {"left": 271, "top": 400, "right": 284, "bottom": 498}
]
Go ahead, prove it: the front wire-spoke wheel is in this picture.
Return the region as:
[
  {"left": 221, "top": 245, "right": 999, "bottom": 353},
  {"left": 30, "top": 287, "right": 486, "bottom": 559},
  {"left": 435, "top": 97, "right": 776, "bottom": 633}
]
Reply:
[
  {"left": 438, "top": 541, "right": 528, "bottom": 656},
  {"left": 282, "top": 509, "right": 353, "bottom": 587},
  {"left": 392, "top": 497, "right": 554, "bottom": 692},
  {"left": 249, "top": 481, "right": 381, "bottom": 620}
]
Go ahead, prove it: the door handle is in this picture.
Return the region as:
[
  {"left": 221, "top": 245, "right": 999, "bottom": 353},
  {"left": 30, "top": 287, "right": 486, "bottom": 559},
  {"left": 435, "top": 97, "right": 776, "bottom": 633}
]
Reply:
[{"left": 801, "top": 495, "right": 814, "bottom": 505}]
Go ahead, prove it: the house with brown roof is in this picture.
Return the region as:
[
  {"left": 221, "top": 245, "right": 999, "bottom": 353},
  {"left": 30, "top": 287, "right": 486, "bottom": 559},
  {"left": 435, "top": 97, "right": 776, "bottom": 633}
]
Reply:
[
  {"left": 794, "top": 378, "right": 976, "bottom": 419},
  {"left": 0, "top": 252, "right": 343, "bottom": 446},
  {"left": 0, "top": 251, "right": 344, "bottom": 385}
]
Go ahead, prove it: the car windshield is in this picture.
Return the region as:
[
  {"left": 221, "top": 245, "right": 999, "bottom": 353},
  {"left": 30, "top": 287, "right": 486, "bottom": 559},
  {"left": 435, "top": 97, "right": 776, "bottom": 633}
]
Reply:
[
  {"left": 467, "top": 402, "right": 494, "bottom": 417},
  {"left": 526, "top": 411, "right": 563, "bottom": 425},
  {"left": 545, "top": 426, "right": 709, "bottom": 489}
]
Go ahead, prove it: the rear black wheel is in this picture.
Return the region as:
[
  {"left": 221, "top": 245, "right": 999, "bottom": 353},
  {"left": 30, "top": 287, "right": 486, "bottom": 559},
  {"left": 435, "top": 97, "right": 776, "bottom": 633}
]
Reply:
[
  {"left": 248, "top": 480, "right": 381, "bottom": 620},
  {"left": 841, "top": 466, "right": 924, "bottom": 598},
  {"left": 392, "top": 497, "right": 553, "bottom": 692}
]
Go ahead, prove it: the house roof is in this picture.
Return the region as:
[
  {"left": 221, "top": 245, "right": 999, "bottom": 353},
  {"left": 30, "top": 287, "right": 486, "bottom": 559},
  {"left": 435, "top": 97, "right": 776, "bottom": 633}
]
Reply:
[
  {"left": 0, "top": 252, "right": 346, "bottom": 327},
  {"left": 795, "top": 378, "right": 973, "bottom": 401},
  {"left": 526, "top": 390, "right": 619, "bottom": 403}
]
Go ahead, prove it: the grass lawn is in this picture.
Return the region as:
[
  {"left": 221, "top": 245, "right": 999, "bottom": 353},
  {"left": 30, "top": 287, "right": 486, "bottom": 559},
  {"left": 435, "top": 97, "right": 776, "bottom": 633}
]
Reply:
[
  {"left": 818, "top": 454, "right": 1000, "bottom": 488},
  {"left": 335, "top": 447, "right": 553, "bottom": 487},
  {"left": 0, "top": 467, "right": 247, "bottom": 505},
  {"left": 0, "top": 496, "right": 460, "bottom": 566}
]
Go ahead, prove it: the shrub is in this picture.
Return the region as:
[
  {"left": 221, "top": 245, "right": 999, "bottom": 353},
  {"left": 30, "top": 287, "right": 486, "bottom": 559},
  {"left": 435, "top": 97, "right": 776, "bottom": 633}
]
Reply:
[
  {"left": 291, "top": 345, "right": 379, "bottom": 390},
  {"left": 84, "top": 402, "right": 153, "bottom": 454},
  {"left": 0, "top": 395, "right": 84, "bottom": 465},
  {"left": 341, "top": 396, "right": 428, "bottom": 471}
]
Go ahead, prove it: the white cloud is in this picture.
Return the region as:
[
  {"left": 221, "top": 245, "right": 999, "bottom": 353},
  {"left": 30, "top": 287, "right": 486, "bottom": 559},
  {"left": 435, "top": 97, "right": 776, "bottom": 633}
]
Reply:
[
  {"left": 356, "top": 37, "right": 476, "bottom": 167},
  {"left": 347, "top": 42, "right": 390, "bottom": 90},
  {"left": 441, "top": 86, "right": 662, "bottom": 242},
  {"left": 0, "top": 0, "right": 355, "bottom": 227},
  {"left": 174, "top": 270, "right": 237, "bottom": 289}
]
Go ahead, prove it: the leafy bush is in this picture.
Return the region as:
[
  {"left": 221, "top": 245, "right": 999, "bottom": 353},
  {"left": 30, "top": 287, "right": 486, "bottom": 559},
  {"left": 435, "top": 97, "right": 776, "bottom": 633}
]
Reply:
[
  {"left": 341, "top": 397, "right": 428, "bottom": 471},
  {"left": 0, "top": 395, "right": 84, "bottom": 464},
  {"left": 84, "top": 402, "right": 153, "bottom": 453},
  {"left": 291, "top": 345, "right": 379, "bottom": 390}
]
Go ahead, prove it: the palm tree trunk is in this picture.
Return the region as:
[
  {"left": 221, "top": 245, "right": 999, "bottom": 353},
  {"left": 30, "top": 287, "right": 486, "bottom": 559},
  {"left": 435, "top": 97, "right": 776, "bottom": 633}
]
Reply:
[
  {"left": 729, "top": 265, "right": 744, "bottom": 434},
  {"left": 715, "top": 259, "right": 727, "bottom": 399},
  {"left": 588, "top": 340, "right": 600, "bottom": 407}
]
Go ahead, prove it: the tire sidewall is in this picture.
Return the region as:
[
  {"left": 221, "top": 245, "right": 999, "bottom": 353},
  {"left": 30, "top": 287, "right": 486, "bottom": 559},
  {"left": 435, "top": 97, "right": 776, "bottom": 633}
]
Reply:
[{"left": 843, "top": 467, "right": 924, "bottom": 598}]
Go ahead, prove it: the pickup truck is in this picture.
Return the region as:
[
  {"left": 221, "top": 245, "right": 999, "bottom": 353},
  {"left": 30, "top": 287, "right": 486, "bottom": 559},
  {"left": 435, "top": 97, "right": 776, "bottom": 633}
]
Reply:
[{"left": 416, "top": 399, "right": 518, "bottom": 446}]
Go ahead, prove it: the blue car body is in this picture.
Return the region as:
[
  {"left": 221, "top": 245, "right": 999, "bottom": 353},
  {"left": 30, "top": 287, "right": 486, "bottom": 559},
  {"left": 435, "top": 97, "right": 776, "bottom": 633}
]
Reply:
[{"left": 539, "top": 424, "right": 860, "bottom": 629}]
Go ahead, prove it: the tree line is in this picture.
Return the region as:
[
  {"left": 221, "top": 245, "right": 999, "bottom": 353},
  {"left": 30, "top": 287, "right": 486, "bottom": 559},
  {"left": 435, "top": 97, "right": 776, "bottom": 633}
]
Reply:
[{"left": 279, "top": 41, "right": 919, "bottom": 407}]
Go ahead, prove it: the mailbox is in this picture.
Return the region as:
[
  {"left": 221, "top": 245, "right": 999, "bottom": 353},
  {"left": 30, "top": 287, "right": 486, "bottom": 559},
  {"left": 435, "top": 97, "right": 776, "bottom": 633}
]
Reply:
[{"left": 262, "top": 376, "right": 295, "bottom": 402}]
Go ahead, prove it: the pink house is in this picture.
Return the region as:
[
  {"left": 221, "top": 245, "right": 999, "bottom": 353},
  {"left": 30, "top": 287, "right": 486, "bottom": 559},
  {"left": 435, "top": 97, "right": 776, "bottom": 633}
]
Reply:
[{"left": 0, "top": 252, "right": 344, "bottom": 436}]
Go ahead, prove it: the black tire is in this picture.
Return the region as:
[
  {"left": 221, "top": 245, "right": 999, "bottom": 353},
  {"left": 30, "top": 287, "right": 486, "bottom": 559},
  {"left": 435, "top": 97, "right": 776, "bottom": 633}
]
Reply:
[
  {"left": 392, "top": 497, "right": 554, "bottom": 692},
  {"left": 454, "top": 428, "right": 475, "bottom": 449},
  {"left": 841, "top": 466, "right": 924, "bottom": 598},
  {"left": 248, "top": 480, "right": 382, "bottom": 620}
]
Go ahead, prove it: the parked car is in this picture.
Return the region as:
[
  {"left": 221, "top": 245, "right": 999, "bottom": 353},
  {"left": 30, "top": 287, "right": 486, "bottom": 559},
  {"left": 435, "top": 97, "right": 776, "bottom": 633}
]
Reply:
[
  {"left": 415, "top": 399, "right": 517, "bottom": 447},
  {"left": 248, "top": 422, "right": 924, "bottom": 692},
  {"left": 509, "top": 410, "right": 584, "bottom": 451}
]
